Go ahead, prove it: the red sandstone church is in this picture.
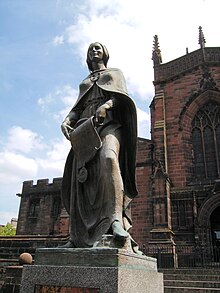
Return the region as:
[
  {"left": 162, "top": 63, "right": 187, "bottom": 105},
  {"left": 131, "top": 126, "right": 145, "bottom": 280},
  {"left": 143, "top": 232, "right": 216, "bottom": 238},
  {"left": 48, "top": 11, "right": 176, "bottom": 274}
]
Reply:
[{"left": 16, "top": 27, "right": 220, "bottom": 267}]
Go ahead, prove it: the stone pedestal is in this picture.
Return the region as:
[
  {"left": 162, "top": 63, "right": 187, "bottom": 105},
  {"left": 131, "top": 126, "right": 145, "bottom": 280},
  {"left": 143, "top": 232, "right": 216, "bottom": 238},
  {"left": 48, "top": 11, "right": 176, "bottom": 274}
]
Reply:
[{"left": 20, "top": 247, "right": 163, "bottom": 293}]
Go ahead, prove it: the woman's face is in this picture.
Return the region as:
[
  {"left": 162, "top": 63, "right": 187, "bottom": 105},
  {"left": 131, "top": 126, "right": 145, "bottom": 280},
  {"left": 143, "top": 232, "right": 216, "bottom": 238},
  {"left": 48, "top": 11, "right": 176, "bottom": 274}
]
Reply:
[{"left": 88, "top": 43, "right": 104, "bottom": 62}]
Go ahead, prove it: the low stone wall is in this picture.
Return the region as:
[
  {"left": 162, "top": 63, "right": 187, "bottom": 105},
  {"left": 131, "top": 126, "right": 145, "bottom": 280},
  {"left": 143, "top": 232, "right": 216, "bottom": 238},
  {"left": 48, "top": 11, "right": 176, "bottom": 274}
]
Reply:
[{"left": 1, "top": 266, "right": 23, "bottom": 293}]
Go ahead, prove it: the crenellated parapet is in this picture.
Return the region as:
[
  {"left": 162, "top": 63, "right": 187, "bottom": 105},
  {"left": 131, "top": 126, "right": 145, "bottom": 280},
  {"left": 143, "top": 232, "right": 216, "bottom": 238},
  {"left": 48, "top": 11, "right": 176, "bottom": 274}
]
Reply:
[
  {"left": 16, "top": 177, "right": 65, "bottom": 236},
  {"left": 21, "top": 178, "right": 62, "bottom": 196},
  {"left": 154, "top": 47, "right": 220, "bottom": 84}
]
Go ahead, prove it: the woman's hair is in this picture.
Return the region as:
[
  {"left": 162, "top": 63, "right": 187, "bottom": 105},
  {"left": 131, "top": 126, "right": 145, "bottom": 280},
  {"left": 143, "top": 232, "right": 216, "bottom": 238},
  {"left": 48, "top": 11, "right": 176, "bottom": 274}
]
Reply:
[{"left": 86, "top": 42, "right": 109, "bottom": 72}]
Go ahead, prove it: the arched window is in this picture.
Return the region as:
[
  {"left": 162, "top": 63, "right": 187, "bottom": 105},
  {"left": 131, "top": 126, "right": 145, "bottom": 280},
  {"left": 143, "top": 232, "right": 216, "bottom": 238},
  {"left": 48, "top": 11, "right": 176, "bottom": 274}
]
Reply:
[{"left": 192, "top": 101, "right": 220, "bottom": 180}]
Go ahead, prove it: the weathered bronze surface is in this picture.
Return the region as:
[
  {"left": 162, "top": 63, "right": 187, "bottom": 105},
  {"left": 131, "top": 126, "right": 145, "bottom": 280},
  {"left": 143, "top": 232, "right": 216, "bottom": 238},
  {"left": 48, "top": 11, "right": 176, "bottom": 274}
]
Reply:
[{"left": 61, "top": 42, "right": 138, "bottom": 251}]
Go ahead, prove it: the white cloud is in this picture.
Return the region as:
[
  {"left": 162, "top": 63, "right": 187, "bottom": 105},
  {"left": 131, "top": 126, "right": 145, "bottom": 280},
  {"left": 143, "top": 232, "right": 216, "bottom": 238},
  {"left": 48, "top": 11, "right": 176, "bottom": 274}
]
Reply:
[
  {"left": 53, "top": 35, "right": 64, "bottom": 46},
  {"left": 6, "top": 126, "right": 45, "bottom": 154},
  {"left": 58, "top": 0, "right": 220, "bottom": 104},
  {"left": 0, "top": 126, "right": 70, "bottom": 186},
  {"left": 37, "top": 138, "right": 71, "bottom": 178},
  {"left": 38, "top": 94, "right": 53, "bottom": 111},
  {"left": 0, "top": 133, "right": 71, "bottom": 225},
  {"left": 46, "top": 138, "right": 70, "bottom": 161},
  {"left": 0, "top": 132, "right": 70, "bottom": 224},
  {"left": 38, "top": 85, "right": 78, "bottom": 122},
  {"left": 0, "top": 151, "right": 38, "bottom": 183}
]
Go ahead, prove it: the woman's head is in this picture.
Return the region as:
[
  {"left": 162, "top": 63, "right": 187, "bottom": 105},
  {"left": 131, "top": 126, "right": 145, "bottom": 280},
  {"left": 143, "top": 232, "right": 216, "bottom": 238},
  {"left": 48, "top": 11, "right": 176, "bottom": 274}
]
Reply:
[{"left": 86, "top": 42, "right": 109, "bottom": 71}]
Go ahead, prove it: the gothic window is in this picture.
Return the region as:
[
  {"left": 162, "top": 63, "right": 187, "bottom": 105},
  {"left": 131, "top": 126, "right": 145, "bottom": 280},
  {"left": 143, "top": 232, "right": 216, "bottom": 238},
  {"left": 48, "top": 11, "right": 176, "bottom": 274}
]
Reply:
[
  {"left": 29, "top": 199, "right": 40, "bottom": 218},
  {"left": 192, "top": 102, "right": 220, "bottom": 180},
  {"left": 172, "top": 200, "right": 187, "bottom": 228}
]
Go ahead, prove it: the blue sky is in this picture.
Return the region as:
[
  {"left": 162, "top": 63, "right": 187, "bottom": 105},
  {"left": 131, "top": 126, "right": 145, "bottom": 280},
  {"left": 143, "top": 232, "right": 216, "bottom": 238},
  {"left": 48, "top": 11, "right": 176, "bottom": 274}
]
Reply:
[{"left": 0, "top": 0, "right": 220, "bottom": 224}]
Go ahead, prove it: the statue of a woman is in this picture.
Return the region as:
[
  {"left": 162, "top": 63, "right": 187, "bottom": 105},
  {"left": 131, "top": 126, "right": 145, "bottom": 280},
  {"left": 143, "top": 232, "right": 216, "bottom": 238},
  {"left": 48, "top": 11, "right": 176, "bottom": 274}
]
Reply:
[{"left": 61, "top": 42, "right": 138, "bottom": 249}]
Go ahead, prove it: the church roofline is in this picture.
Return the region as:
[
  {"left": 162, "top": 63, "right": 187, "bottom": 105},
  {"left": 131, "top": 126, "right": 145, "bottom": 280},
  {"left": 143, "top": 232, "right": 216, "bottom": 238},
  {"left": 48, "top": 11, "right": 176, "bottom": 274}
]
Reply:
[
  {"left": 137, "top": 136, "right": 151, "bottom": 143},
  {"left": 153, "top": 46, "right": 220, "bottom": 84}
]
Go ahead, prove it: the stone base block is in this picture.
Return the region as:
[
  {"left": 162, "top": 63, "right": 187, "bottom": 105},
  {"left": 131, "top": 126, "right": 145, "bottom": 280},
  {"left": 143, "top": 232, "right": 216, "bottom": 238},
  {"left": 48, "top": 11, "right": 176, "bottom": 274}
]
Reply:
[
  {"left": 34, "top": 247, "right": 157, "bottom": 270},
  {"left": 20, "top": 248, "right": 163, "bottom": 293}
]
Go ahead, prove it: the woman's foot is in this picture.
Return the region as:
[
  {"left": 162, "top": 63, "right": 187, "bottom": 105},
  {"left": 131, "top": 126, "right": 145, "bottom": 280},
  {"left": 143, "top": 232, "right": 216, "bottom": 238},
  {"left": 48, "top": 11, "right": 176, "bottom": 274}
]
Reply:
[{"left": 112, "top": 221, "right": 129, "bottom": 240}]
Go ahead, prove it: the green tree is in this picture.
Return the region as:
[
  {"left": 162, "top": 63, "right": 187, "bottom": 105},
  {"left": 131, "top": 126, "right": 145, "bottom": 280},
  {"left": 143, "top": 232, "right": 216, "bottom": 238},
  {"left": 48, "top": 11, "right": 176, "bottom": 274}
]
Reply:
[{"left": 0, "top": 223, "right": 16, "bottom": 236}]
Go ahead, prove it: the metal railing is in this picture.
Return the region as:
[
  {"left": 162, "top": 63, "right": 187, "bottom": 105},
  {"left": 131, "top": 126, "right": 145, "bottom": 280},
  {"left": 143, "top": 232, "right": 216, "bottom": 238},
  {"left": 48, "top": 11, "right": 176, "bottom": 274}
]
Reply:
[{"left": 142, "top": 245, "right": 220, "bottom": 269}]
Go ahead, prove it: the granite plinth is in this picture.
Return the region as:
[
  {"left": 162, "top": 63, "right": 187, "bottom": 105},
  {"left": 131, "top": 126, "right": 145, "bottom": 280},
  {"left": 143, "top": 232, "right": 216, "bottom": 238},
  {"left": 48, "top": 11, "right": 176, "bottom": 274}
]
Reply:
[{"left": 20, "top": 248, "right": 164, "bottom": 293}]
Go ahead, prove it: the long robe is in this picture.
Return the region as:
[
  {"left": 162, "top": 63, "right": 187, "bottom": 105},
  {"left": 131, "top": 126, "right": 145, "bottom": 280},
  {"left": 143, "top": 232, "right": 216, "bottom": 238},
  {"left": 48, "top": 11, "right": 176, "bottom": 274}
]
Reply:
[{"left": 62, "top": 67, "right": 138, "bottom": 247}]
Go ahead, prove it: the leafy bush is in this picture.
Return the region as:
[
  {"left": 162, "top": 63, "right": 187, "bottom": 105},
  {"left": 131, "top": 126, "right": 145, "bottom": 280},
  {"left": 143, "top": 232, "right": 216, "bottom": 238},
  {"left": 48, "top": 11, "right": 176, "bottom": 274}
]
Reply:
[{"left": 0, "top": 223, "right": 16, "bottom": 236}]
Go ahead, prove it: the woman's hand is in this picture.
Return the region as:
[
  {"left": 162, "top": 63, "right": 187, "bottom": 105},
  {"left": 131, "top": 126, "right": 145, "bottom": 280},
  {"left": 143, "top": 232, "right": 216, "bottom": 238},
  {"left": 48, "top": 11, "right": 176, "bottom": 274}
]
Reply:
[
  {"left": 95, "top": 100, "right": 114, "bottom": 125},
  {"left": 95, "top": 104, "right": 108, "bottom": 125},
  {"left": 61, "top": 119, "right": 73, "bottom": 140}
]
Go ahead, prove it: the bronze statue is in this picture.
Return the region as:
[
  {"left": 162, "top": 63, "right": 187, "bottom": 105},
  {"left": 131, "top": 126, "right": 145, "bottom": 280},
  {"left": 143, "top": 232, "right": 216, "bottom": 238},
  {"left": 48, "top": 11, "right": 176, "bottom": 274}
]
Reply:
[{"left": 61, "top": 42, "right": 138, "bottom": 250}]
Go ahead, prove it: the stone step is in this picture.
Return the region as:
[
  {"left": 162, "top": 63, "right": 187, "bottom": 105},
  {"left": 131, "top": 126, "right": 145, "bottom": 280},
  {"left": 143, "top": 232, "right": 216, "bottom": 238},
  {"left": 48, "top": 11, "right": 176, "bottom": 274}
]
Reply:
[
  {"left": 161, "top": 268, "right": 220, "bottom": 275},
  {"left": 162, "top": 268, "right": 220, "bottom": 292},
  {"left": 164, "top": 274, "right": 220, "bottom": 281},
  {"left": 0, "top": 259, "right": 19, "bottom": 268},
  {"left": 164, "top": 280, "right": 220, "bottom": 288},
  {"left": 164, "top": 286, "right": 220, "bottom": 292},
  {"left": 0, "top": 246, "right": 35, "bottom": 252},
  {"left": 0, "top": 247, "right": 35, "bottom": 257}
]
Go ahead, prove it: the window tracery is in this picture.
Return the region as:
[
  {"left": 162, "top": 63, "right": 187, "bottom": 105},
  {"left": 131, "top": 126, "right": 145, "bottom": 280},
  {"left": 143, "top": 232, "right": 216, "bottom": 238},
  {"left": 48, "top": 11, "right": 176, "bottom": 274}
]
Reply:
[{"left": 192, "top": 101, "right": 220, "bottom": 180}]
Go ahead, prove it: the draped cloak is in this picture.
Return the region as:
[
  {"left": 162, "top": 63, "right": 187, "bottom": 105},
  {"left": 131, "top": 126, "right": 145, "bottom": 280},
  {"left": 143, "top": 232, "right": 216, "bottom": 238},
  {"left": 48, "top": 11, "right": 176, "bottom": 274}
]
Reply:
[{"left": 61, "top": 68, "right": 138, "bottom": 247}]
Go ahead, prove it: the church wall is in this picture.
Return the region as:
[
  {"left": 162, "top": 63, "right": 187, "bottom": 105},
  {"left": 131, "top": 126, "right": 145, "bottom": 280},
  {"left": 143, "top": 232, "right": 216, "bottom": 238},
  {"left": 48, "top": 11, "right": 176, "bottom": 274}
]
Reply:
[{"left": 131, "top": 138, "right": 153, "bottom": 247}]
